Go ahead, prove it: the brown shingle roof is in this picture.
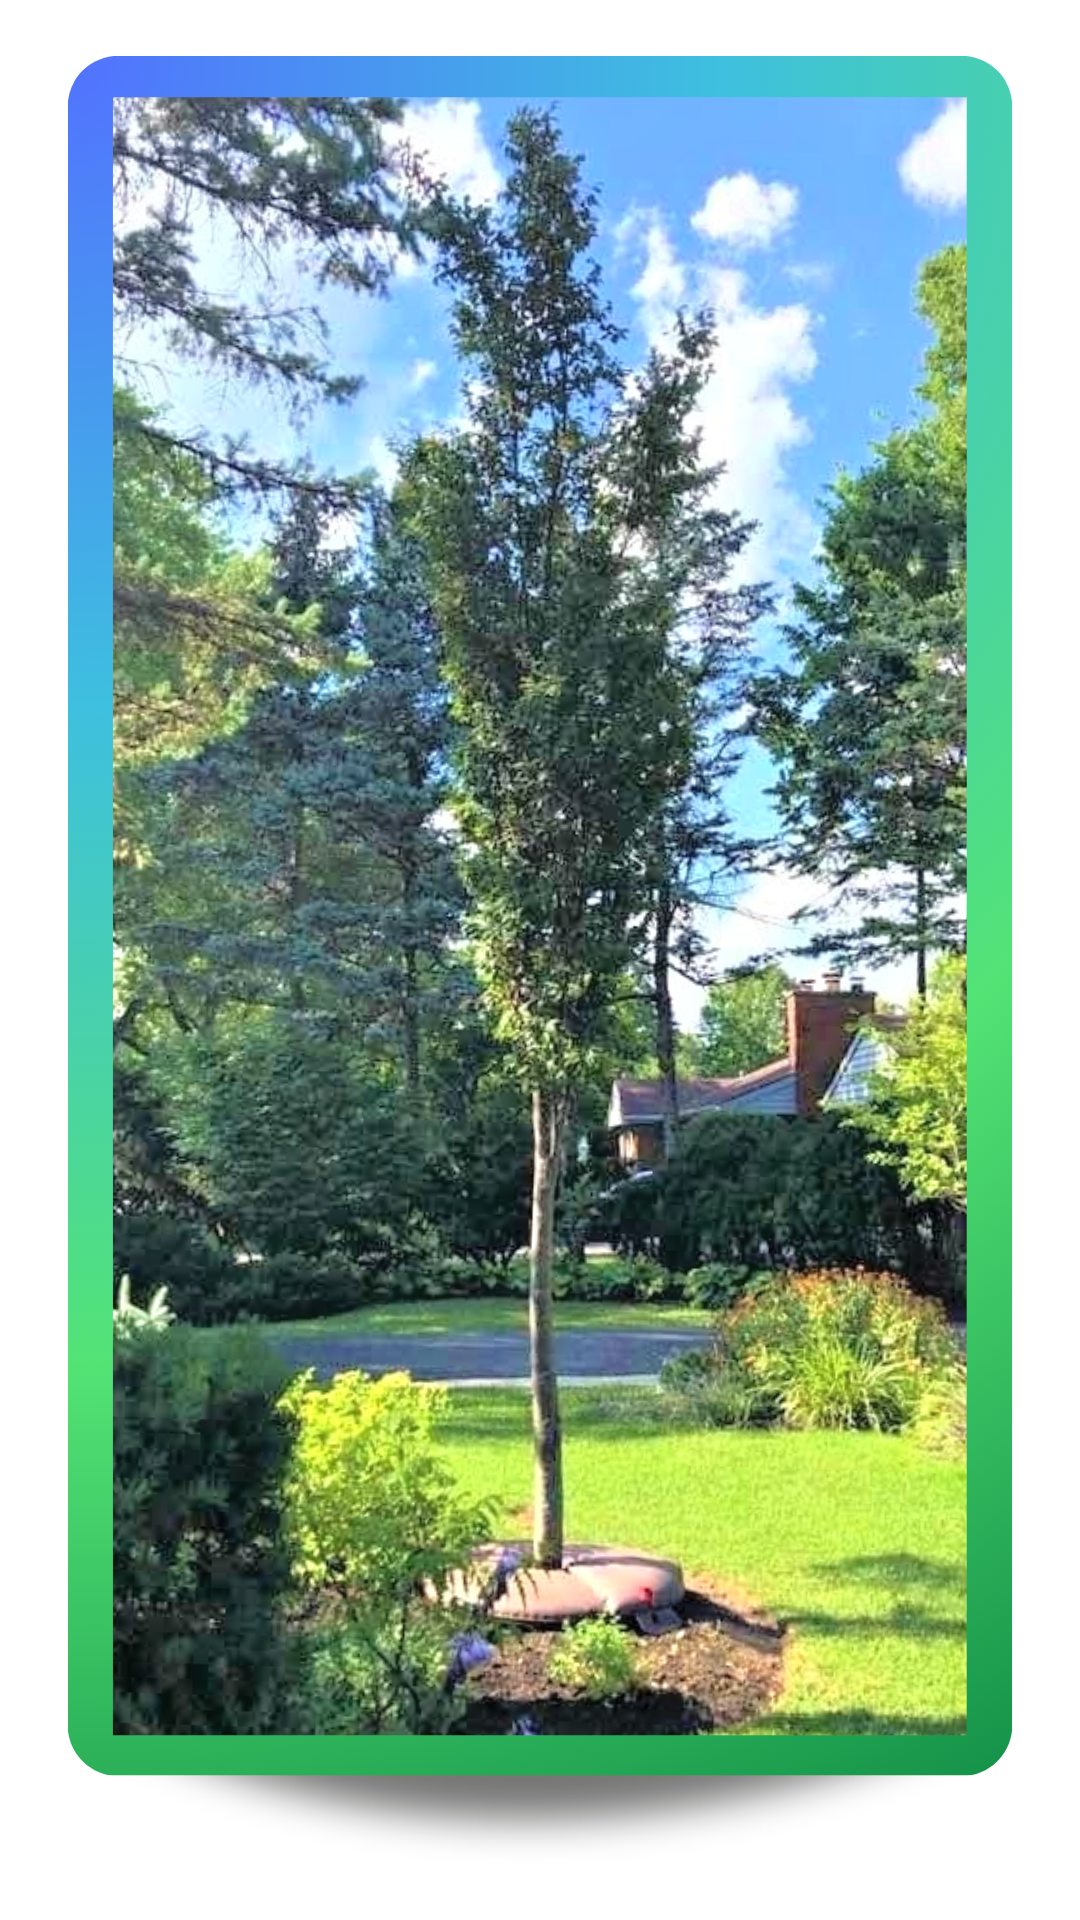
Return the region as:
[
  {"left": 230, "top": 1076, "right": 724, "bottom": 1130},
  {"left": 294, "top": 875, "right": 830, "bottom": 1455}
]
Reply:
[{"left": 613, "top": 1060, "right": 792, "bottom": 1123}]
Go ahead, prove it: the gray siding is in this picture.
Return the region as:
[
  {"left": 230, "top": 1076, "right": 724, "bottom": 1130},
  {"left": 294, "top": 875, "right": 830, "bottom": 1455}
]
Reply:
[
  {"left": 825, "top": 1030, "right": 889, "bottom": 1106},
  {"left": 723, "top": 1070, "right": 798, "bottom": 1114}
]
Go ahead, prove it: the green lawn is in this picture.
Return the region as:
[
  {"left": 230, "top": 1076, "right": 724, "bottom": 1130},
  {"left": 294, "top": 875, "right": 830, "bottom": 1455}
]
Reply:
[
  {"left": 439, "top": 1386, "right": 967, "bottom": 1736},
  {"left": 266, "top": 1297, "right": 713, "bottom": 1339}
]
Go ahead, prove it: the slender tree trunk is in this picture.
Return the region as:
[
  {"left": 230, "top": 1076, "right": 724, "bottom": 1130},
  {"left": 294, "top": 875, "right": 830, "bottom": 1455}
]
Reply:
[
  {"left": 287, "top": 810, "right": 305, "bottom": 1010},
  {"left": 530, "top": 1086, "right": 565, "bottom": 1567},
  {"left": 402, "top": 946, "right": 420, "bottom": 1102},
  {"left": 915, "top": 865, "right": 928, "bottom": 1000},
  {"left": 401, "top": 847, "right": 421, "bottom": 1104},
  {"left": 400, "top": 825, "right": 422, "bottom": 1104},
  {"left": 653, "top": 867, "right": 680, "bottom": 1159}
]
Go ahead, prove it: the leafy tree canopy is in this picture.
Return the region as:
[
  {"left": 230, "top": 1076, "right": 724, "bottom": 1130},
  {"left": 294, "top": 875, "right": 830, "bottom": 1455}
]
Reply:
[
  {"left": 846, "top": 954, "right": 967, "bottom": 1211},
  {"left": 698, "top": 963, "right": 794, "bottom": 1078}
]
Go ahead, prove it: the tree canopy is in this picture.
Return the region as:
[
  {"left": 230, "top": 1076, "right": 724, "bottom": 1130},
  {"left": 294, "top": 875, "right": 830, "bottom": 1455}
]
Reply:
[
  {"left": 846, "top": 954, "right": 967, "bottom": 1213},
  {"left": 698, "top": 964, "right": 793, "bottom": 1078}
]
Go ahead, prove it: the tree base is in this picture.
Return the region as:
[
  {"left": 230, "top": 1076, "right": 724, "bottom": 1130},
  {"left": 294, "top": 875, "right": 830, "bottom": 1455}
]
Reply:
[{"left": 439, "top": 1541, "right": 685, "bottom": 1625}]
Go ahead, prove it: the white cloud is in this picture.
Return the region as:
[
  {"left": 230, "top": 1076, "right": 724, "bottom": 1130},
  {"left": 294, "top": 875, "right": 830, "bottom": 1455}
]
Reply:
[
  {"left": 783, "top": 260, "right": 834, "bottom": 291},
  {"left": 398, "top": 99, "right": 502, "bottom": 205},
  {"left": 616, "top": 207, "right": 687, "bottom": 318},
  {"left": 691, "top": 172, "right": 798, "bottom": 251},
  {"left": 622, "top": 211, "right": 819, "bottom": 581},
  {"left": 898, "top": 99, "right": 967, "bottom": 210},
  {"left": 364, "top": 436, "right": 400, "bottom": 490},
  {"left": 408, "top": 357, "right": 438, "bottom": 391}
]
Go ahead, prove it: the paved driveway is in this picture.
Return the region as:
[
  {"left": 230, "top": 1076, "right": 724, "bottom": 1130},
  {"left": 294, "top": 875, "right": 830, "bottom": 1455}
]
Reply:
[{"left": 270, "top": 1326, "right": 709, "bottom": 1386}]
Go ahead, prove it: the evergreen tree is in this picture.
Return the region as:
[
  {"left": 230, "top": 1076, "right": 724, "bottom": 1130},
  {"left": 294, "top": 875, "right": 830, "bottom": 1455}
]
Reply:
[
  {"left": 750, "top": 245, "right": 966, "bottom": 994},
  {"left": 125, "top": 490, "right": 460, "bottom": 1098},
  {"left": 114, "top": 96, "right": 419, "bottom": 507}
]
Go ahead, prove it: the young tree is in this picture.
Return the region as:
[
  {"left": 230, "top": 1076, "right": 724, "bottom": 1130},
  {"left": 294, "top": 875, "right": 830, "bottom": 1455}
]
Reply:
[
  {"left": 698, "top": 963, "right": 794, "bottom": 1078},
  {"left": 407, "top": 110, "right": 726, "bottom": 1564}
]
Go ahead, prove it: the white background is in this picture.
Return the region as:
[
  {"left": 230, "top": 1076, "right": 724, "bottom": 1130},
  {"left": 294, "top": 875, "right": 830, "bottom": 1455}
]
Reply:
[{"left": 12, "top": 9, "right": 1071, "bottom": 1913}]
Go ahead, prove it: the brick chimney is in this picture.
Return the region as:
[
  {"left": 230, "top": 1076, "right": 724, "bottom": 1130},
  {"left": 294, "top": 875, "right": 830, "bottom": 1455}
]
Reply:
[{"left": 785, "top": 976, "right": 876, "bottom": 1115}]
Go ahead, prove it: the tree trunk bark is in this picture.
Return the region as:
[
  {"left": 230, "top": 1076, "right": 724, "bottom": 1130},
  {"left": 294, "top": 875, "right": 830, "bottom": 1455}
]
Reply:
[
  {"left": 915, "top": 865, "right": 928, "bottom": 1000},
  {"left": 287, "top": 811, "right": 305, "bottom": 1011},
  {"left": 530, "top": 1086, "right": 565, "bottom": 1568},
  {"left": 402, "top": 945, "right": 421, "bottom": 1103},
  {"left": 401, "top": 844, "right": 421, "bottom": 1103},
  {"left": 653, "top": 868, "right": 679, "bottom": 1159}
]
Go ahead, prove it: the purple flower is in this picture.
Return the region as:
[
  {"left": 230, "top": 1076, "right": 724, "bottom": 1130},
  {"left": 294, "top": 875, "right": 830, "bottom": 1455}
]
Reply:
[
  {"left": 446, "top": 1631, "right": 496, "bottom": 1689},
  {"left": 490, "top": 1547, "right": 522, "bottom": 1602}
]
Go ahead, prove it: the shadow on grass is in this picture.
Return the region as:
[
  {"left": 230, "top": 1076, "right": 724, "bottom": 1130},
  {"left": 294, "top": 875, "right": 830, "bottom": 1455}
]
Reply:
[
  {"left": 811, "top": 1554, "right": 966, "bottom": 1593},
  {"left": 783, "top": 1607, "right": 966, "bottom": 1640},
  {"left": 782, "top": 1553, "right": 966, "bottom": 1645}
]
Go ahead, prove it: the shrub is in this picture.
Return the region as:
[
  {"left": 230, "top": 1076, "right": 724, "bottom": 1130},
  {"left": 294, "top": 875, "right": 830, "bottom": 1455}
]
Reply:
[
  {"left": 596, "top": 1175, "right": 663, "bottom": 1259},
  {"left": 278, "top": 1369, "right": 494, "bottom": 1734},
  {"left": 548, "top": 1615, "right": 640, "bottom": 1700},
  {"left": 219, "top": 1251, "right": 370, "bottom": 1323},
  {"left": 724, "top": 1269, "right": 955, "bottom": 1374},
  {"left": 776, "top": 1338, "right": 922, "bottom": 1432},
  {"left": 663, "top": 1269, "right": 956, "bottom": 1434},
  {"left": 371, "top": 1243, "right": 498, "bottom": 1302},
  {"left": 682, "top": 1262, "right": 754, "bottom": 1311},
  {"left": 658, "top": 1346, "right": 776, "bottom": 1428},
  {"left": 288, "top": 1612, "right": 469, "bottom": 1735},
  {"left": 113, "top": 1324, "right": 295, "bottom": 1734},
  {"left": 552, "top": 1253, "right": 674, "bottom": 1303},
  {"left": 114, "top": 1216, "right": 374, "bottom": 1325},
  {"left": 911, "top": 1364, "right": 967, "bottom": 1458},
  {"left": 113, "top": 1211, "right": 234, "bottom": 1322},
  {"left": 422, "top": 1084, "right": 533, "bottom": 1269}
]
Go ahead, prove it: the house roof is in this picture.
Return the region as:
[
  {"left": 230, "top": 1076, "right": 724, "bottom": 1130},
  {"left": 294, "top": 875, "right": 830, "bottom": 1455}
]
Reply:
[{"left": 609, "top": 1059, "right": 793, "bottom": 1127}]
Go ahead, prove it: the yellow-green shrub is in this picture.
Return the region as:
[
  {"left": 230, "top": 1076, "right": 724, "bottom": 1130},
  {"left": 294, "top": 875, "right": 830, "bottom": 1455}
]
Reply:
[{"left": 279, "top": 1369, "right": 495, "bottom": 1732}]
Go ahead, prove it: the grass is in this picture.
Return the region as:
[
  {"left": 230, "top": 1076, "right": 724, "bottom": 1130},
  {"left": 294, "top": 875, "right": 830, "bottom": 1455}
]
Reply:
[
  {"left": 437, "top": 1386, "right": 967, "bottom": 1736},
  {"left": 265, "top": 1297, "right": 713, "bottom": 1339}
]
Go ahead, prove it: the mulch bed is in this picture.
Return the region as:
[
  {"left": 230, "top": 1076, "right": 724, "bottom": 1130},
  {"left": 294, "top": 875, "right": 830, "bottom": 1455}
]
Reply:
[{"left": 457, "top": 1576, "right": 787, "bottom": 1735}]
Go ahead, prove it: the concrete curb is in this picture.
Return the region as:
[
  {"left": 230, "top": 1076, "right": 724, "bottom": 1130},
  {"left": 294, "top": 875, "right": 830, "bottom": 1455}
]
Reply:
[{"left": 438, "top": 1375, "right": 661, "bottom": 1389}]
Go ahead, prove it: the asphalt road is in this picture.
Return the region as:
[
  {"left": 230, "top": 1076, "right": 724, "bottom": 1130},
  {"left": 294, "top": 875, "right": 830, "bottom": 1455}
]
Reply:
[{"left": 270, "top": 1326, "right": 709, "bottom": 1385}]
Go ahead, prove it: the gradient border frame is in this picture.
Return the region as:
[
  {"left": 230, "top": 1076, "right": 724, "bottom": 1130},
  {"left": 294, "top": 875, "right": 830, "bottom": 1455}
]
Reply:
[{"left": 72, "top": 53, "right": 1010, "bottom": 1777}]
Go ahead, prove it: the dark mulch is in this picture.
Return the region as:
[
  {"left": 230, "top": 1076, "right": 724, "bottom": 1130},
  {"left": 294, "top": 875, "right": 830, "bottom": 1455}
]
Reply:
[{"left": 457, "top": 1577, "right": 786, "bottom": 1735}]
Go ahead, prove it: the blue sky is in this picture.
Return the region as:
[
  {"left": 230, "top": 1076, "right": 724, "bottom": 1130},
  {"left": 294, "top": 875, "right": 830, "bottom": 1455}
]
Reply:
[{"left": 118, "top": 93, "right": 966, "bottom": 1023}]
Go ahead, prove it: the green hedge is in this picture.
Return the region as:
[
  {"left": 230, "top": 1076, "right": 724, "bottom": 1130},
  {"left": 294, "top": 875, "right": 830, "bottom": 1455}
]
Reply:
[
  {"left": 600, "top": 1114, "right": 945, "bottom": 1283},
  {"left": 114, "top": 1215, "right": 375, "bottom": 1324},
  {"left": 113, "top": 1325, "right": 295, "bottom": 1733}
]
